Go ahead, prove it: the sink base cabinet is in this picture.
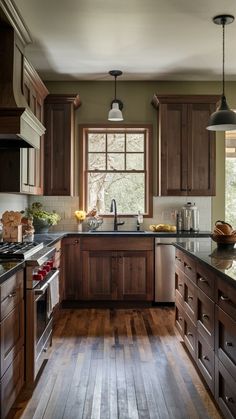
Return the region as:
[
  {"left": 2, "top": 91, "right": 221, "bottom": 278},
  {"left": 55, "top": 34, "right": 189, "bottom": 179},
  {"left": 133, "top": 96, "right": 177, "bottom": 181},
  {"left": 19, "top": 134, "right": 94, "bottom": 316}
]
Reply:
[
  {"left": 82, "top": 250, "right": 153, "bottom": 301},
  {"left": 61, "top": 237, "right": 154, "bottom": 302}
]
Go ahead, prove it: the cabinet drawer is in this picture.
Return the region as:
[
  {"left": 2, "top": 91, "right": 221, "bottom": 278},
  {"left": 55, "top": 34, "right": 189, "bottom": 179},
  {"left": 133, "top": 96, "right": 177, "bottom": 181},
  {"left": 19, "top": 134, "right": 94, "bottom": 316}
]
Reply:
[
  {"left": 196, "top": 332, "right": 215, "bottom": 394},
  {"left": 0, "top": 270, "right": 23, "bottom": 321},
  {"left": 196, "top": 262, "right": 215, "bottom": 300},
  {"left": 215, "top": 360, "right": 236, "bottom": 419},
  {"left": 197, "top": 288, "right": 215, "bottom": 348},
  {"left": 175, "top": 302, "right": 184, "bottom": 338},
  {"left": 0, "top": 299, "right": 24, "bottom": 376},
  {"left": 175, "top": 267, "right": 185, "bottom": 303},
  {"left": 184, "top": 314, "right": 196, "bottom": 360},
  {"left": 215, "top": 307, "right": 236, "bottom": 381},
  {"left": 184, "top": 276, "right": 197, "bottom": 325},
  {"left": 175, "top": 249, "right": 184, "bottom": 272},
  {"left": 81, "top": 237, "right": 154, "bottom": 251},
  {"left": 0, "top": 346, "right": 24, "bottom": 419},
  {"left": 216, "top": 278, "right": 236, "bottom": 321},
  {"left": 183, "top": 253, "right": 196, "bottom": 283}
]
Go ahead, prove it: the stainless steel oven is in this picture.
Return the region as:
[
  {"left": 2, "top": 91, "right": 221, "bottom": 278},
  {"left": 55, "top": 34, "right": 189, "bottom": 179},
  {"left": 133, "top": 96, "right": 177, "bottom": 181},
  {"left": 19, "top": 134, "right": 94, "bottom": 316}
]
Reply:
[{"left": 25, "top": 246, "right": 59, "bottom": 388}]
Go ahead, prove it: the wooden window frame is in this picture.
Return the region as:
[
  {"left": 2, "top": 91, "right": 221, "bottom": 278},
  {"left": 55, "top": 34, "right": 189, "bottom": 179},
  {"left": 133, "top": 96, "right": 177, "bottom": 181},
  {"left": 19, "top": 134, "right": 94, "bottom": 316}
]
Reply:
[{"left": 79, "top": 124, "right": 153, "bottom": 217}]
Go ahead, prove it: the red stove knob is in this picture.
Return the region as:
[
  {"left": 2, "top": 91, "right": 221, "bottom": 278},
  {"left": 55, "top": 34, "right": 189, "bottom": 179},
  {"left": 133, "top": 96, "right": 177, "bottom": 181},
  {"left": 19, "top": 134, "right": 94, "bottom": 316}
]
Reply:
[
  {"left": 33, "top": 273, "right": 43, "bottom": 281},
  {"left": 38, "top": 268, "right": 47, "bottom": 277},
  {"left": 47, "top": 260, "right": 54, "bottom": 268},
  {"left": 43, "top": 264, "right": 50, "bottom": 273}
]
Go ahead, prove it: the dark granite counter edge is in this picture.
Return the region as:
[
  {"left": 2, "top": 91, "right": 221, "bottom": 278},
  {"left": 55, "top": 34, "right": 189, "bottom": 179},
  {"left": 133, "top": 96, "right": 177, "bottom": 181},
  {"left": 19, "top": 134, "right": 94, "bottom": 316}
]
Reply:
[
  {"left": 174, "top": 242, "right": 236, "bottom": 290},
  {"left": 0, "top": 260, "right": 25, "bottom": 285},
  {"left": 34, "top": 231, "right": 211, "bottom": 246}
]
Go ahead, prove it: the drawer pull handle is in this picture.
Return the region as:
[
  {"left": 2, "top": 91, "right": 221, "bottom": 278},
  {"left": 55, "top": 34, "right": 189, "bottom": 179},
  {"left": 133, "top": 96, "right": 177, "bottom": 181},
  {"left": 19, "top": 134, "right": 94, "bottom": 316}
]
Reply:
[
  {"left": 226, "top": 341, "right": 233, "bottom": 347},
  {"left": 175, "top": 257, "right": 181, "bottom": 262},
  {"left": 185, "top": 265, "right": 192, "bottom": 270},
  {"left": 188, "top": 296, "right": 193, "bottom": 300},
  {"left": 187, "top": 332, "right": 193, "bottom": 337},
  {"left": 202, "top": 314, "right": 209, "bottom": 320},
  {"left": 220, "top": 295, "right": 229, "bottom": 302},
  {"left": 8, "top": 292, "right": 16, "bottom": 298},
  {"left": 179, "top": 283, "right": 183, "bottom": 287},
  {"left": 199, "top": 277, "right": 207, "bottom": 283},
  {"left": 225, "top": 396, "right": 234, "bottom": 403},
  {"left": 203, "top": 355, "right": 209, "bottom": 361},
  {"left": 74, "top": 240, "right": 79, "bottom": 245},
  {"left": 179, "top": 317, "right": 183, "bottom": 321}
]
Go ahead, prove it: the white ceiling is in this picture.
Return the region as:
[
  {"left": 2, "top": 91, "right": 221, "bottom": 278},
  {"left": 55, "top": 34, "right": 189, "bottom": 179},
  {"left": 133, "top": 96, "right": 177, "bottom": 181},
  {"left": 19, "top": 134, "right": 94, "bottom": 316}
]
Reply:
[{"left": 15, "top": 0, "right": 236, "bottom": 81}]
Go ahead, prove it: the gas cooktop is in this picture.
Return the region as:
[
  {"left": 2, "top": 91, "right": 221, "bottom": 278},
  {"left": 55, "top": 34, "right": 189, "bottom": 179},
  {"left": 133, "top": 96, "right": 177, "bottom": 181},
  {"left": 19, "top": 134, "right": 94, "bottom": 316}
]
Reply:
[{"left": 0, "top": 241, "right": 43, "bottom": 259}]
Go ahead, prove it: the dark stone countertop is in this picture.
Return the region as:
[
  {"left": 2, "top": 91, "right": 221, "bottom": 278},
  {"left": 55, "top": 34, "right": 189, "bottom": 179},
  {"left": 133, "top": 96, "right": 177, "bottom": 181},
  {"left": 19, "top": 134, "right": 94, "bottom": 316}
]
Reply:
[
  {"left": 33, "top": 230, "right": 211, "bottom": 246},
  {"left": 0, "top": 260, "right": 25, "bottom": 285},
  {"left": 174, "top": 237, "right": 236, "bottom": 289}
]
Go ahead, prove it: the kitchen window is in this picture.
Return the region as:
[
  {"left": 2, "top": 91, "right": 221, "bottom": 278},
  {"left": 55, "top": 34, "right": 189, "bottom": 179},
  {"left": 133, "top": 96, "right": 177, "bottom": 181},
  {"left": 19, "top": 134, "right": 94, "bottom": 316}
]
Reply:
[{"left": 79, "top": 125, "right": 152, "bottom": 216}]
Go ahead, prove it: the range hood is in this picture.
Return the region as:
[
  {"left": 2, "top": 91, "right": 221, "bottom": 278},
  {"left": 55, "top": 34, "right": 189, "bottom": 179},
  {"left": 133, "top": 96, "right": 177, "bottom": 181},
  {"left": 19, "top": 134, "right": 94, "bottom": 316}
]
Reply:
[
  {"left": 0, "top": 8, "right": 47, "bottom": 148},
  {"left": 0, "top": 108, "right": 45, "bottom": 148}
]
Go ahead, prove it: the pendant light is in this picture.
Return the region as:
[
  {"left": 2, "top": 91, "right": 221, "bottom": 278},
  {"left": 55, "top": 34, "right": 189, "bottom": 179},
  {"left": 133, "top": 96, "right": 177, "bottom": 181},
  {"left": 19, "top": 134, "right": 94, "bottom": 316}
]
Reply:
[
  {"left": 108, "top": 70, "right": 124, "bottom": 121},
  {"left": 207, "top": 14, "right": 236, "bottom": 131}
]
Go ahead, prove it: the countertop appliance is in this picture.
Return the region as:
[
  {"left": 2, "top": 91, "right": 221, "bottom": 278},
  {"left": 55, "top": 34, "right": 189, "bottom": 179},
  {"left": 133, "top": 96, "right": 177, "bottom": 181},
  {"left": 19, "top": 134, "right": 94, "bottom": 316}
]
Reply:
[
  {"left": 155, "top": 237, "right": 176, "bottom": 303},
  {"left": 181, "top": 202, "right": 199, "bottom": 231}
]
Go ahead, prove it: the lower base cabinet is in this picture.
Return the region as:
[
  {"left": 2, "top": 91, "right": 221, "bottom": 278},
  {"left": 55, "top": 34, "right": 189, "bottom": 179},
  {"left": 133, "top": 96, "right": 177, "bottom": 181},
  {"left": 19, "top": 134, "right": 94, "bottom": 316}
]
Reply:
[
  {"left": 82, "top": 249, "right": 153, "bottom": 301},
  {"left": 0, "top": 269, "right": 24, "bottom": 419},
  {"left": 0, "top": 347, "right": 24, "bottom": 419},
  {"left": 175, "top": 248, "right": 236, "bottom": 419}
]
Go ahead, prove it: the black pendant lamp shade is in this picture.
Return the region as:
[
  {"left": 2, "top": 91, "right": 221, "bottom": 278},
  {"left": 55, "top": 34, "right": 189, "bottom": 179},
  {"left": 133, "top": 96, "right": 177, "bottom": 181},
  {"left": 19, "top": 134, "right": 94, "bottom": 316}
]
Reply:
[
  {"left": 207, "top": 14, "right": 236, "bottom": 131},
  {"left": 108, "top": 70, "right": 124, "bottom": 121}
]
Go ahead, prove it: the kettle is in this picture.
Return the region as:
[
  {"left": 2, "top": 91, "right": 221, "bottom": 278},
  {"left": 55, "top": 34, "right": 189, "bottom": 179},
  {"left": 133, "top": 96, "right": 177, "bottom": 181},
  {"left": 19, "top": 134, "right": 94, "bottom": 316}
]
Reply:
[{"left": 181, "top": 202, "right": 199, "bottom": 231}]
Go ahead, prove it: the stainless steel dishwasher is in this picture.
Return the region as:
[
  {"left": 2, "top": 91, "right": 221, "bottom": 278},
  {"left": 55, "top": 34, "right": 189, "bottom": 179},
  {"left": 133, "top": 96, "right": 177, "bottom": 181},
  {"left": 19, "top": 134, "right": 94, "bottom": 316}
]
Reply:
[{"left": 155, "top": 237, "right": 176, "bottom": 303}]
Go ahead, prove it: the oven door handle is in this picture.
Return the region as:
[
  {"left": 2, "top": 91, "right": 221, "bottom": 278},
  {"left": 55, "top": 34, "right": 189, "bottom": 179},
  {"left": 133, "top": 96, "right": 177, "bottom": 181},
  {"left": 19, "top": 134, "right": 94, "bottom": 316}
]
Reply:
[{"left": 34, "top": 269, "right": 59, "bottom": 295}]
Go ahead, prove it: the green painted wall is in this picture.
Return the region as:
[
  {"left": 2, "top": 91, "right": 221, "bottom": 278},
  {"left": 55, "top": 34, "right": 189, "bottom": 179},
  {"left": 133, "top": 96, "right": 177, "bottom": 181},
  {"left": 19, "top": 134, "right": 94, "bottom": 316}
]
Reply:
[{"left": 46, "top": 80, "right": 236, "bottom": 226}]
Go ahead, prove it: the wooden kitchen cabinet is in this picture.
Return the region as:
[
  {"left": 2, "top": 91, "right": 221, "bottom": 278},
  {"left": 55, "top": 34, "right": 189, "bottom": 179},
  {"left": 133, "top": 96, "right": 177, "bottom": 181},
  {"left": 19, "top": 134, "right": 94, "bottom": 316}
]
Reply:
[
  {"left": 81, "top": 237, "right": 154, "bottom": 301},
  {"left": 175, "top": 247, "right": 236, "bottom": 417},
  {"left": 61, "top": 237, "right": 81, "bottom": 300},
  {"left": 0, "top": 269, "right": 24, "bottom": 419},
  {"left": 0, "top": 57, "right": 48, "bottom": 195},
  {"left": 44, "top": 94, "right": 81, "bottom": 196},
  {"left": 152, "top": 95, "right": 219, "bottom": 196}
]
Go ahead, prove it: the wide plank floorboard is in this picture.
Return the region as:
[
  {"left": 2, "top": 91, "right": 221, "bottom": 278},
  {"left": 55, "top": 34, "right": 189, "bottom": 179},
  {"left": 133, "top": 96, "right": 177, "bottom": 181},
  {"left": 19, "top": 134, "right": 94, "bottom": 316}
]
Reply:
[{"left": 9, "top": 308, "right": 222, "bottom": 419}]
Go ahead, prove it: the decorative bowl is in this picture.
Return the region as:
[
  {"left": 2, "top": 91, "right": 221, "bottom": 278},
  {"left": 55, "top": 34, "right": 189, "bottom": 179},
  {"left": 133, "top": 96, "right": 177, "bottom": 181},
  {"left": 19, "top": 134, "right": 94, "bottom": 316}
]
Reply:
[{"left": 211, "top": 234, "right": 236, "bottom": 248}]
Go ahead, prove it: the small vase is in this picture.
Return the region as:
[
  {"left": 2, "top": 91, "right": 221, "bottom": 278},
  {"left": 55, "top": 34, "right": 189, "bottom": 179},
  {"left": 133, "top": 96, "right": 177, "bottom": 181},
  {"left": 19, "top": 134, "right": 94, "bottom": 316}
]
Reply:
[{"left": 77, "top": 223, "right": 83, "bottom": 232}]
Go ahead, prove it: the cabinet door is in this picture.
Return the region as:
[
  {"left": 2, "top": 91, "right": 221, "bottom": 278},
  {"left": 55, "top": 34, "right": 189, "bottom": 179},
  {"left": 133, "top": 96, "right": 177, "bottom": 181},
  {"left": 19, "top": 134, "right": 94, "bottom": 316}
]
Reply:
[
  {"left": 62, "top": 238, "right": 81, "bottom": 300},
  {"left": 44, "top": 95, "right": 81, "bottom": 196},
  {"left": 82, "top": 251, "right": 116, "bottom": 300},
  {"left": 117, "top": 251, "right": 153, "bottom": 301},
  {"left": 187, "top": 103, "right": 216, "bottom": 196},
  {"left": 159, "top": 103, "right": 188, "bottom": 196}
]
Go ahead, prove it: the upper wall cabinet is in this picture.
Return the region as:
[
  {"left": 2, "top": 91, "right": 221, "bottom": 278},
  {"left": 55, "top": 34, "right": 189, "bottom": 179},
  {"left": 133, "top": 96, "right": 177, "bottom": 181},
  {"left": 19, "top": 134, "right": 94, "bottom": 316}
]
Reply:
[
  {"left": 152, "top": 95, "right": 219, "bottom": 196},
  {"left": 44, "top": 94, "right": 81, "bottom": 196}
]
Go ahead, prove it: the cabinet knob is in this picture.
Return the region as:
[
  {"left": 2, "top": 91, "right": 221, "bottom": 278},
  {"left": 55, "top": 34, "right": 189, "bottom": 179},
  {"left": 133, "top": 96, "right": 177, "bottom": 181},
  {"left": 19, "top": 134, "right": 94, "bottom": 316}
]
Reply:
[
  {"left": 226, "top": 341, "right": 233, "bottom": 347},
  {"left": 188, "top": 295, "right": 193, "bottom": 300},
  {"left": 203, "top": 355, "right": 209, "bottom": 361},
  {"left": 74, "top": 240, "right": 79, "bottom": 245},
  {"left": 175, "top": 257, "right": 181, "bottom": 262},
  {"left": 225, "top": 396, "right": 234, "bottom": 403},
  {"left": 187, "top": 332, "right": 193, "bottom": 337},
  {"left": 178, "top": 283, "right": 183, "bottom": 287},
  {"left": 179, "top": 317, "right": 183, "bottom": 321},
  {"left": 8, "top": 292, "right": 16, "bottom": 298},
  {"left": 199, "top": 277, "right": 207, "bottom": 283},
  {"left": 185, "top": 264, "right": 192, "bottom": 270},
  {"left": 202, "top": 313, "right": 209, "bottom": 320},
  {"left": 220, "top": 295, "right": 230, "bottom": 302}
]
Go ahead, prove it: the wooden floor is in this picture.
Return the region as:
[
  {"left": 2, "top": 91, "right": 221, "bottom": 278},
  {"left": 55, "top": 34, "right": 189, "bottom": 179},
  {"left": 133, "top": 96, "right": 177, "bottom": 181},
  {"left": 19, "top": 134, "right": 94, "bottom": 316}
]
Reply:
[{"left": 9, "top": 308, "right": 222, "bottom": 419}]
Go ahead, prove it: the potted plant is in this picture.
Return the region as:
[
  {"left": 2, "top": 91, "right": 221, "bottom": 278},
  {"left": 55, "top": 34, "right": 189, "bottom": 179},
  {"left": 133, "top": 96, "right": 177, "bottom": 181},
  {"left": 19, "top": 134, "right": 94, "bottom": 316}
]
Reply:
[{"left": 24, "top": 202, "right": 61, "bottom": 233}]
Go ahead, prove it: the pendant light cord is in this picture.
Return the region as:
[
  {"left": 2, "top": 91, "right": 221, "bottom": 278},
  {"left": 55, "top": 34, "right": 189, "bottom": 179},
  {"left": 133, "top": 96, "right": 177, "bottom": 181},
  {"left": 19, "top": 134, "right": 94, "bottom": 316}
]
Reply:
[
  {"left": 222, "top": 18, "right": 225, "bottom": 96},
  {"left": 114, "top": 75, "right": 117, "bottom": 101}
]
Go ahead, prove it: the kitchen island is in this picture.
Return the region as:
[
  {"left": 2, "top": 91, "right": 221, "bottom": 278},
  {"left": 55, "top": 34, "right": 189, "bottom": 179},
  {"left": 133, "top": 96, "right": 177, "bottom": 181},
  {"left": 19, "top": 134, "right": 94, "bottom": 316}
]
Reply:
[{"left": 174, "top": 237, "right": 236, "bottom": 419}]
